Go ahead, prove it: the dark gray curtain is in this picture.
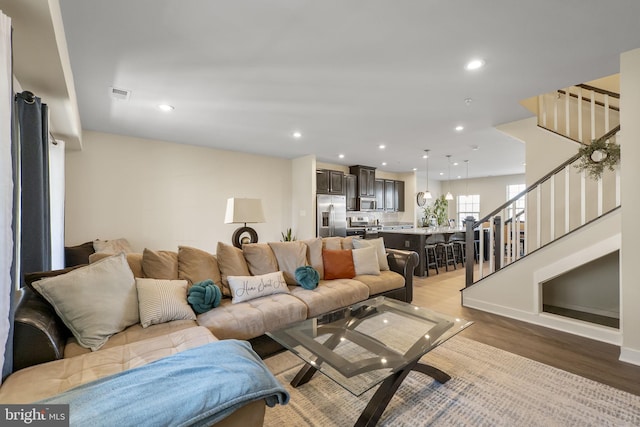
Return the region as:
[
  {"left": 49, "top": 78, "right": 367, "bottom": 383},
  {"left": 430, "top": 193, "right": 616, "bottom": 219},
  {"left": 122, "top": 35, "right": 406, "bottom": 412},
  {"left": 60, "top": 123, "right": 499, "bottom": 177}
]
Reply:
[{"left": 15, "top": 91, "right": 51, "bottom": 285}]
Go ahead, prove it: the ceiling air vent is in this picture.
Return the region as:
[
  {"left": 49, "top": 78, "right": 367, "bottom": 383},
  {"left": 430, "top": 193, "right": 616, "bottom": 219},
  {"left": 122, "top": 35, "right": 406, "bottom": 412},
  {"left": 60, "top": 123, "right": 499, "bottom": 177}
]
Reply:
[{"left": 109, "top": 86, "right": 131, "bottom": 101}]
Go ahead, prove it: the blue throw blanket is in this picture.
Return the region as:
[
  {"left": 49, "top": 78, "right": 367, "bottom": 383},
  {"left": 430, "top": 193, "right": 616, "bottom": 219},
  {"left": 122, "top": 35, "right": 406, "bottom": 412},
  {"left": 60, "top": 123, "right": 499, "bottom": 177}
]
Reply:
[{"left": 38, "top": 340, "right": 289, "bottom": 427}]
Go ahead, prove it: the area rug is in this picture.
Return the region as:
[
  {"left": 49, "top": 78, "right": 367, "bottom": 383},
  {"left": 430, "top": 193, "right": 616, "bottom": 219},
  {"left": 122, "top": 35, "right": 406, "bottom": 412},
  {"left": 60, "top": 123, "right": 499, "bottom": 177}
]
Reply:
[{"left": 263, "top": 336, "right": 640, "bottom": 426}]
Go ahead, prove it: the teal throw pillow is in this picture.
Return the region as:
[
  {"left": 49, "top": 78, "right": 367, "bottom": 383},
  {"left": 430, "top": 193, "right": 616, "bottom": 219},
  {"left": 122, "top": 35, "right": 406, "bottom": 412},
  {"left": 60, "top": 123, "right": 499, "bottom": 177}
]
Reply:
[
  {"left": 295, "top": 266, "right": 320, "bottom": 290},
  {"left": 187, "top": 279, "right": 222, "bottom": 314}
]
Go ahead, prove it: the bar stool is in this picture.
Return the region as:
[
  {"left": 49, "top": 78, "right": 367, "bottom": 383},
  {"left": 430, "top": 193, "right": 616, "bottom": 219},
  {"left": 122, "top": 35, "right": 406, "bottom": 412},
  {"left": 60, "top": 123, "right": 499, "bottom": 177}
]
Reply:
[
  {"left": 450, "top": 232, "right": 466, "bottom": 266},
  {"left": 434, "top": 234, "right": 456, "bottom": 271},
  {"left": 424, "top": 235, "right": 439, "bottom": 276}
]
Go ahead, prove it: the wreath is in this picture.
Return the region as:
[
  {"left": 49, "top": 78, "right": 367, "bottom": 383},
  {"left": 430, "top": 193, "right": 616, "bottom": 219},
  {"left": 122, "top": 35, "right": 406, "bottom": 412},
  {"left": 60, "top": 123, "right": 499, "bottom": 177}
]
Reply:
[{"left": 575, "top": 137, "right": 620, "bottom": 180}]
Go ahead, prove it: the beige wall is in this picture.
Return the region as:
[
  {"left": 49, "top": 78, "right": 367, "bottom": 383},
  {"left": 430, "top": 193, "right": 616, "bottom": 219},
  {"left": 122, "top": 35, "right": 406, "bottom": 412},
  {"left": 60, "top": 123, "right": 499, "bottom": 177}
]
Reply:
[
  {"left": 444, "top": 174, "right": 525, "bottom": 220},
  {"left": 291, "top": 155, "right": 316, "bottom": 240},
  {"left": 620, "top": 48, "right": 640, "bottom": 364},
  {"left": 65, "top": 131, "right": 293, "bottom": 253}
]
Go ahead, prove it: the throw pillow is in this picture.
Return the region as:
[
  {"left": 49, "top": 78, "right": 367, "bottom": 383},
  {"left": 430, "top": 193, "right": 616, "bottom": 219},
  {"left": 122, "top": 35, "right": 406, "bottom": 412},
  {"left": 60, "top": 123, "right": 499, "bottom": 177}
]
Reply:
[
  {"left": 322, "top": 249, "right": 356, "bottom": 280},
  {"left": 31, "top": 253, "right": 139, "bottom": 351},
  {"left": 268, "top": 241, "right": 308, "bottom": 285},
  {"left": 301, "top": 237, "right": 324, "bottom": 280},
  {"left": 352, "top": 237, "right": 390, "bottom": 271},
  {"left": 135, "top": 278, "right": 196, "bottom": 328},
  {"left": 187, "top": 279, "right": 222, "bottom": 314},
  {"left": 64, "top": 241, "right": 95, "bottom": 267},
  {"left": 177, "top": 246, "right": 222, "bottom": 286},
  {"left": 295, "top": 266, "right": 320, "bottom": 290},
  {"left": 142, "top": 248, "right": 179, "bottom": 279},
  {"left": 227, "top": 271, "right": 290, "bottom": 304},
  {"left": 93, "top": 238, "right": 133, "bottom": 254},
  {"left": 341, "top": 236, "right": 355, "bottom": 250},
  {"left": 242, "top": 243, "right": 279, "bottom": 276},
  {"left": 216, "top": 242, "right": 251, "bottom": 297},
  {"left": 322, "top": 237, "right": 342, "bottom": 250},
  {"left": 89, "top": 252, "right": 145, "bottom": 278},
  {"left": 352, "top": 246, "right": 381, "bottom": 276}
]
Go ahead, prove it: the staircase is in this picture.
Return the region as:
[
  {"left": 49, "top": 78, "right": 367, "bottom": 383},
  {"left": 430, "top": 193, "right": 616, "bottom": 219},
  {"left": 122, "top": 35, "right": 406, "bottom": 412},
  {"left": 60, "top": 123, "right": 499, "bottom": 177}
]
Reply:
[{"left": 461, "top": 82, "right": 621, "bottom": 343}]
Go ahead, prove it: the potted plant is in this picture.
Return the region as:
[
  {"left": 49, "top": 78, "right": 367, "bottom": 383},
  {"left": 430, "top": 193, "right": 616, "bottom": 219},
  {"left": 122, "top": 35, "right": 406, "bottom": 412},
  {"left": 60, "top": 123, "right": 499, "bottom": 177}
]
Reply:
[
  {"left": 280, "top": 228, "right": 296, "bottom": 242},
  {"left": 421, "top": 195, "right": 449, "bottom": 227}
]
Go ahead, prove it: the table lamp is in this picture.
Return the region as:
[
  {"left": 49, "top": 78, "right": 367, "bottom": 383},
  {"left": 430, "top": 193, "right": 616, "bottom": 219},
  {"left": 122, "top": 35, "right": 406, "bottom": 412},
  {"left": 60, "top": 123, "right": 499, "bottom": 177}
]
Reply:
[{"left": 224, "top": 198, "right": 265, "bottom": 248}]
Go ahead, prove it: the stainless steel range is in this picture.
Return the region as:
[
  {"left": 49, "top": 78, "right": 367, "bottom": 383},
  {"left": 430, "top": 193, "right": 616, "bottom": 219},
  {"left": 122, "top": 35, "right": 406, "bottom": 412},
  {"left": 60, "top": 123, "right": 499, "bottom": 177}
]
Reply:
[{"left": 347, "top": 217, "right": 381, "bottom": 239}]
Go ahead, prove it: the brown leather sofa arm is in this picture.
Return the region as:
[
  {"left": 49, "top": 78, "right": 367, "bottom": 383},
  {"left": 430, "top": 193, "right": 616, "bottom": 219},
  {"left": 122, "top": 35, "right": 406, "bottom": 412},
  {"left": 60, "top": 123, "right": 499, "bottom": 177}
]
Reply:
[
  {"left": 13, "top": 287, "right": 69, "bottom": 372},
  {"left": 386, "top": 248, "right": 419, "bottom": 302}
]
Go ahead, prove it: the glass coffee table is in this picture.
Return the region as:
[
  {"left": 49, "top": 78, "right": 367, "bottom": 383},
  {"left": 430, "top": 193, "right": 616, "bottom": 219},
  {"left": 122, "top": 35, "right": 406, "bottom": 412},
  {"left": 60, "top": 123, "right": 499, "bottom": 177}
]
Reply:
[{"left": 267, "top": 296, "right": 473, "bottom": 427}]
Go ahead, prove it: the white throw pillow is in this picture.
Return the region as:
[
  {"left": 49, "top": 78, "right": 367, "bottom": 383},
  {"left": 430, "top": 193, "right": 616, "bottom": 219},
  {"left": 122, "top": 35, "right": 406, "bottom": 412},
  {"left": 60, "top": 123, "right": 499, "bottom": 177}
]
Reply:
[
  {"left": 135, "top": 278, "right": 196, "bottom": 328},
  {"left": 352, "top": 237, "right": 390, "bottom": 271},
  {"left": 227, "top": 271, "right": 290, "bottom": 304},
  {"left": 32, "top": 253, "right": 139, "bottom": 351},
  {"left": 352, "top": 246, "right": 381, "bottom": 276}
]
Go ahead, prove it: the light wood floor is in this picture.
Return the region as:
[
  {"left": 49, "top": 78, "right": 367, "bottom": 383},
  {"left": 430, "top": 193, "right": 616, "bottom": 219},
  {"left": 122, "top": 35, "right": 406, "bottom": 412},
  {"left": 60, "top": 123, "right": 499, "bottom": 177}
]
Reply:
[{"left": 412, "top": 267, "right": 640, "bottom": 396}]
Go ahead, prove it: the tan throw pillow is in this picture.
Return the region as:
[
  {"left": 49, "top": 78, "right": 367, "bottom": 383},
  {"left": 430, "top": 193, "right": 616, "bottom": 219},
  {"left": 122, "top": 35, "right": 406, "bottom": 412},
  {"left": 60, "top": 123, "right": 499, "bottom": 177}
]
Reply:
[
  {"left": 135, "top": 278, "right": 196, "bottom": 328},
  {"left": 89, "top": 252, "right": 145, "bottom": 278},
  {"left": 93, "top": 238, "right": 133, "bottom": 254},
  {"left": 323, "top": 237, "right": 342, "bottom": 250},
  {"left": 142, "top": 248, "right": 179, "bottom": 279},
  {"left": 341, "top": 236, "right": 355, "bottom": 250},
  {"left": 352, "top": 237, "right": 390, "bottom": 271},
  {"left": 301, "top": 238, "right": 324, "bottom": 280},
  {"left": 31, "top": 253, "right": 139, "bottom": 351},
  {"left": 352, "top": 245, "right": 381, "bottom": 276},
  {"left": 227, "top": 271, "right": 290, "bottom": 304},
  {"left": 178, "top": 246, "right": 221, "bottom": 287},
  {"left": 216, "top": 242, "right": 251, "bottom": 296},
  {"left": 242, "top": 243, "right": 278, "bottom": 276},
  {"left": 268, "top": 241, "right": 308, "bottom": 285}
]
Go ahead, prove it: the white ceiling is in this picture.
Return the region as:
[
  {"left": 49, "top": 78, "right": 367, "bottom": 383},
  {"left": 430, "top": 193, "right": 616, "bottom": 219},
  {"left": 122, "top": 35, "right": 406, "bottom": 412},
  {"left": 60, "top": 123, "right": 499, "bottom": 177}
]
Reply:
[{"left": 56, "top": 0, "right": 640, "bottom": 179}]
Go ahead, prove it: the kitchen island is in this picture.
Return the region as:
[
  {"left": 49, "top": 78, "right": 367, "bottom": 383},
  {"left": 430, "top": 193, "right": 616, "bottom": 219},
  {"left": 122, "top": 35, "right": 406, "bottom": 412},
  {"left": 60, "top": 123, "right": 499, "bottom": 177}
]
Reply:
[{"left": 379, "top": 227, "right": 466, "bottom": 277}]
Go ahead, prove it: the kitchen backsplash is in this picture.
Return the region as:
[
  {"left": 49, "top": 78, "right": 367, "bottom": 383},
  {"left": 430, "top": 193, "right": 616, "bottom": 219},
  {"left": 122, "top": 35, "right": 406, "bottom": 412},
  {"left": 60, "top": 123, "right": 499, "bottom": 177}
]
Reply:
[{"left": 348, "top": 211, "right": 405, "bottom": 225}]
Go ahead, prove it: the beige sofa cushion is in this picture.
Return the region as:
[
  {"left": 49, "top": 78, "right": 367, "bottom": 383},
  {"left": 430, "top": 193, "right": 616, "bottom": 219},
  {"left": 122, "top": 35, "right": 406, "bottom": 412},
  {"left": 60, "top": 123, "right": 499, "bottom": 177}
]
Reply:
[
  {"left": 322, "top": 237, "right": 342, "bottom": 250},
  {"left": 352, "top": 246, "right": 381, "bottom": 276},
  {"left": 32, "top": 253, "right": 139, "bottom": 351},
  {"left": 177, "top": 246, "right": 221, "bottom": 286},
  {"left": 301, "top": 238, "right": 324, "bottom": 280},
  {"left": 288, "top": 279, "right": 370, "bottom": 318},
  {"left": 352, "top": 237, "right": 390, "bottom": 271},
  {"left": 268, "top": 242, "right": 308, "bottom": 285},
  {"left": 242, "top": 244, "right": 278, "bottom": 276},
  {"left": 89, "top": 252, "right": 145, "bottom": 278},
  {"left": 0, "top": 326, "right": 216, "bottom": 404},
  {"left": 142, "top": 248, "right": 179, "bottom": 279},
  {"left": 64, "top": 319, "right": 198, "bottom": 358},
  {"left": 196, "top": 294, "right": 308, "bottom": 340},
  {"left": 354, "top": 270, "right": 405, "bottom": 296},
  {"left": 93, "top": 238, "right": 133, "bottom": 254},
  {"left": 136, "top": 279, "right": 196, "bottom": 327},
  {"left": 216, "top": 242, "right": 251, "bottom": 296}
]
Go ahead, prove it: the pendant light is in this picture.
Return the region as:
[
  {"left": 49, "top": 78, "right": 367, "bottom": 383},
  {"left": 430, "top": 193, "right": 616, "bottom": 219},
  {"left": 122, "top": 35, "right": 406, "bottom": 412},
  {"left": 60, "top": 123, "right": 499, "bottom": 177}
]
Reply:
[
  {"left": 445, "top": 155, "right": 454, "bottom": 200},
  {"left": 424, "top": 149, "right": 433, "bottom": 199}
]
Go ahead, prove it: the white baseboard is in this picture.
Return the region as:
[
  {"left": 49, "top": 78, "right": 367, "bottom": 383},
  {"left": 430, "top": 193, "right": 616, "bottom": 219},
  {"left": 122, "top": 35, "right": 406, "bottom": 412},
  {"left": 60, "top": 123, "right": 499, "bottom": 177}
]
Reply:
[
  {"left": 463, "top": 297, "right": 622, "bottom": 345},
  {"left": 620, "top": 347, "right": 640, "bottom": 366}
]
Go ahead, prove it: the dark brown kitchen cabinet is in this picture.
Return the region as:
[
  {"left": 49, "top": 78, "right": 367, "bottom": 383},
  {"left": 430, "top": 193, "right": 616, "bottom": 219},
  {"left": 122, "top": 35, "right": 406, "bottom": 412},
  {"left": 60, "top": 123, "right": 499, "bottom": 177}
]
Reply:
[
  {"left": 374, "top": 179, "right": 384, "bottom": 211},
  {"left": 349, "top": 166, "right": 376, "bottom": 198},
  {"left": 345, "top": 174, "right": 357, "bottom": 211},
  {"left": 316, "top": 169, "right": 344, "bottom": 195},
  {"left": 394, "top": 180, "right": 405, "bottom": 212},
  {"left": 384, "top": 180, "right": 395, "bottom": 211}
]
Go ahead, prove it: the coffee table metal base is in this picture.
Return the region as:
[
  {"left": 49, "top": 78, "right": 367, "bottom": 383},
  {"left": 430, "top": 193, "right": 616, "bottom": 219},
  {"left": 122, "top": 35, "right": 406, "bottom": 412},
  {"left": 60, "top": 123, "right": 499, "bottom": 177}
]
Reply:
[{"left": 290, "top": 358, "right": 451, "bottom": 427}]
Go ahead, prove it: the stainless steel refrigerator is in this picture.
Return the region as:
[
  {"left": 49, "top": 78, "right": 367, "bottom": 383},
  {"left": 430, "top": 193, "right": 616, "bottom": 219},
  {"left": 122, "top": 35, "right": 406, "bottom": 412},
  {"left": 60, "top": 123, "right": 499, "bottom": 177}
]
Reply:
[{"left": 317, "top": 195, "right": 347, "bottom": 237}]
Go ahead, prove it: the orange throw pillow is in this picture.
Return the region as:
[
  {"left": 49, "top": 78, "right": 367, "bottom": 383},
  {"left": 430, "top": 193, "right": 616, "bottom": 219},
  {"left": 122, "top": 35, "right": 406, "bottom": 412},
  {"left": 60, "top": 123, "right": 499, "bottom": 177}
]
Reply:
[{"left": 322, "top": 249, "right": 355, "bottom": 280}]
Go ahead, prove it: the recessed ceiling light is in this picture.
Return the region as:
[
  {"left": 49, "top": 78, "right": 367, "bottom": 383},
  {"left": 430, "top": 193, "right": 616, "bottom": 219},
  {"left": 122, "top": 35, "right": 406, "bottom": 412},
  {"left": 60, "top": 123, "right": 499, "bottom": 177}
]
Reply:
[
  {"left": 522, "top": 162, "right": 527, "bottom": 166},
  {"left": 379, "top": 144, "right": 386, "bottom": 150},
  {"left": 158, "top": 104, "right": 174, "bottom": 112},
  {"left": 381, "top": 162, "right": 387, "bottom": 166},
  {"left": 453, "top": 162, "right": 459, "bottom": 166},
  {"left": 457, "top": 175, "right": 462, "bottom": 179},
  {"left": 422, "top": 154, "right": 428, "bottom": 159},
  {"left": 455, "top": 125, "right": 464, "bottom": 132},
  {"left": 412, "top": 168, "right": 417, "bottom": 171},
  {"left": 292, "top": 131, "right": 302, "bottom": 139},
  {"left": 339, "top": 154, "right": 345, "bottom": 159},
  {"left": 439, "top": 172, "right": 444, "bottom": 176},
  {"left": 465, "top": 59, "right": 485, "bottom": 70}
]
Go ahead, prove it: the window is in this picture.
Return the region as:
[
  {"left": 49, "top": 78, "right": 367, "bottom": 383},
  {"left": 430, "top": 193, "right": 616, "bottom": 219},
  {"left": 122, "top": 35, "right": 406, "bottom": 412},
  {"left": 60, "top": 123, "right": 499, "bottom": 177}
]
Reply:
[
  {"left": 506, "top": 184, "right": 526, "bottom": 222},
  {"left": 457, "top": 194, "right": 480, "bottom": 225}
]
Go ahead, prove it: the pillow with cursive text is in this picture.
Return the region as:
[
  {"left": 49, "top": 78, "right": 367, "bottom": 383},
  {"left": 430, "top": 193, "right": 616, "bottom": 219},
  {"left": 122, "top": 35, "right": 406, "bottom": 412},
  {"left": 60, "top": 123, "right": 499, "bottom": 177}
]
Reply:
[{"left": 227, "top": 271, "right": 290, "bottom": 304}]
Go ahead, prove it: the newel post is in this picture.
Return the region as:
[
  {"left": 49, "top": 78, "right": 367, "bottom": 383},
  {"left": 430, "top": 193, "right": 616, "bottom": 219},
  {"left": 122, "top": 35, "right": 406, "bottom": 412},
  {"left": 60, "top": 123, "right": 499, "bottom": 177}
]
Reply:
[
  {"left": 465, "top": 216, "right": 475, "bottom": 287},
  {"left": 494, "top": 216, "right": 502, "bottom": 270}
]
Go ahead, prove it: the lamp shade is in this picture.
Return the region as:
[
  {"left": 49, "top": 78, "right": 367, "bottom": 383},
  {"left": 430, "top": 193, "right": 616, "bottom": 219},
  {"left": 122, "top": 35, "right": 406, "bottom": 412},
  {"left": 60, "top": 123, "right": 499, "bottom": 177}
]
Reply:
[{"left": 224, "top": 198, "right": 265, "bottom": 224}]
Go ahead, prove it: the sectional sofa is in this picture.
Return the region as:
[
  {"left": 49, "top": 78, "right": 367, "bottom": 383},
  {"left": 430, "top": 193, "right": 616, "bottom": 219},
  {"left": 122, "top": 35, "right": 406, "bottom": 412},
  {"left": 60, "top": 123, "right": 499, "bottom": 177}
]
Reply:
[{"left": 0, "top": 237, "right": 418, "bottom": 426}]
